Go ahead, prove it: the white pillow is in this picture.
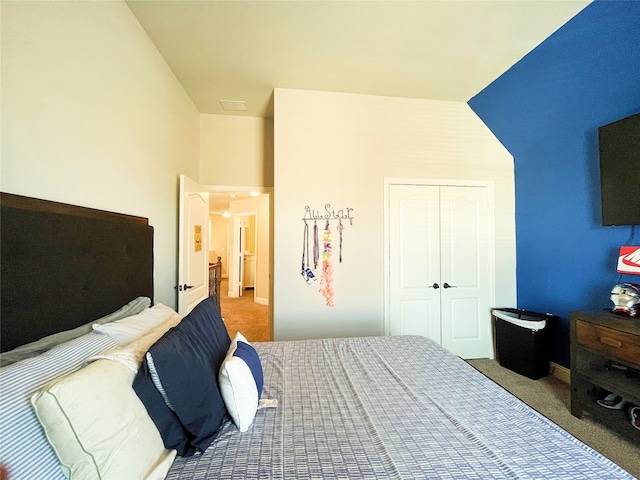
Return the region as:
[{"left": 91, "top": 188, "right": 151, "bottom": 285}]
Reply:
[
  {"left": 89, "top": 312, "right": 182, "bottom": 373},
  {"left": 92, "top": 303, "right": 177, "bottom": 346},
  {"left": 218, "top": 332, "right": 264, "bottom": 432},
  {"left": 31, "top": 359, "right": 176, "bottom": 480}
]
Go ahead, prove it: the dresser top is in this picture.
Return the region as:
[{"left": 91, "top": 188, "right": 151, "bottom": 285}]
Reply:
[{"left": 571, "top": 310, "right": 640, "bottom": 336}]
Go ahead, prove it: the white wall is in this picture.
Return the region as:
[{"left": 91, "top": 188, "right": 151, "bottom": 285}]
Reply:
[
  {"left": 273, "top": 88, "right": 516, "bottom": 340},
  {"left": 200, "top": 114, "right": 274, "bottom": 187},
  {"left": 1, "top": 1, "right": 200, "bottom": 308},
  {"left": 209, "top": 214, "right": 230, "bottom": 277}
]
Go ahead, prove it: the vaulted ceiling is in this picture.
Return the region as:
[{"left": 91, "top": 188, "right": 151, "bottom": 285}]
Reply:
[{"left": 126, "top": 1, "right": 590, "bottom": 118}]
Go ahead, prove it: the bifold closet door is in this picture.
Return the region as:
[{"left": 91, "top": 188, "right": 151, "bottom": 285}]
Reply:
[
  {"left": 438, "top": 186, "right": 491, "bottom": 359},
  {"left": 389, "top": 185, "right": 442, "bottom": 344},
  {"left": 389, "top": 184, "right": 492, "bottom": 359}
]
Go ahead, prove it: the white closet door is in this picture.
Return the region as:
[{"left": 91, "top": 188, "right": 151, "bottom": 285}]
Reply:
[
  {"left": 389, "top": 185, "right": 441, "bottom": 343},
  {"left": 439, "top": 186, "right": 492, "bottom": 359},
  {"left": 388, "top": 183, "right": 493, "bottom": 359}
]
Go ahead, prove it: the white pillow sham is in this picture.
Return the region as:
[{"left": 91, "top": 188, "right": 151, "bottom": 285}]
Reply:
[
  {"left": 92, "top": 303, "right": 176, "bottom": 346},
  {"left": 89, "top": 312, "right": 182, "bottom": 373},
  {"left": 31, "top": 359, "right": 176, "bottom": 480}
]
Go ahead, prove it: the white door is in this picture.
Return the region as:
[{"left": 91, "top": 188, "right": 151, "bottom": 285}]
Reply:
[
  {"left": 178, "top": 174, "right": 210, "bottom": 315},
  {"left": 229, "top": 215, "right": 245, "bottom": 298},
  {"left": 439, "top": 187, "right": 491, "bottom": 358},
  {"left": 230, "top": 214, "right": 257, "bottom": 298},
  {"left": 389, "top": 184, "right": 492, "bottom": 359},
  {"left": 389, "top": 185, "right": 442, "bottom": 342}
]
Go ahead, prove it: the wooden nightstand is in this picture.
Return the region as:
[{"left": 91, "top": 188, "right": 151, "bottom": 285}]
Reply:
[{"left": 570, "top": 310, "right": 640, "bottom": 444}]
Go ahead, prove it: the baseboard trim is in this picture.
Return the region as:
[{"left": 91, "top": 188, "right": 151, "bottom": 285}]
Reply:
[
  {"left": 550, "top": 362, "right": 571, "bottom": 384},
  {"left": 255, "top": 297, "right": 269, "bottom": 306}
]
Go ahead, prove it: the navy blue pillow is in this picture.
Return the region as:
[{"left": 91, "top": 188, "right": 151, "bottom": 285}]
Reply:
[
  {"left": 148, "top": 297, "right": 230, "bottom": 452},
  {"left": 132, "top": 359, "right": 196, "bottom": 456},
  {"left": 133, "top": 296, "right": 231, "bottom": 455}
]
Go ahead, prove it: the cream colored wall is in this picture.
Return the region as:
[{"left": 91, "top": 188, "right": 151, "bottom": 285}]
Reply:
[
  {"left": 0, "top": 1, "right": 200, "bottom": 308},
  {"left": 209, "top": 215, "right": 230, "bottom": 277},
  {"left": 273, "top": 88, "right": 516, "bottom": 340},
  {"left": 229, "top": 196, "right": 270, "bottom": 304},
  {"left": 200, "top": 114, "right": 274, "bottom": 187}
]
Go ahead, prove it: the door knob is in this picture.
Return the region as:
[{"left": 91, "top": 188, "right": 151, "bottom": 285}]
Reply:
[
  {"left": 174, "top": 284, "right": 195, "bottom": 291},
  {"left": 429, "top": 283, "right": 440, "bottom": 289},
  {"left": 443, "top": 283, "right": 457, "bottom": 289}
]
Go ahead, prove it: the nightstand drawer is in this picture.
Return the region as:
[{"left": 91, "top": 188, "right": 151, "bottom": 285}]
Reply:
[{"left": 576, "top": 320, "right": 640, "bottom": 367}]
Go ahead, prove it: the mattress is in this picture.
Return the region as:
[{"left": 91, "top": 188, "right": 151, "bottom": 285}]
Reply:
[{"left": 165, "top": 335, "right": 634, "bottom": 480}]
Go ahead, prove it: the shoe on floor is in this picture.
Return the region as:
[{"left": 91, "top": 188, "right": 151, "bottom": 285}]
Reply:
[
  {"left": 631, "top": 406, "right": 640, "bottom": 431},
  {"left": 597, "top": 393, "right": 627, "bottom": 410}
]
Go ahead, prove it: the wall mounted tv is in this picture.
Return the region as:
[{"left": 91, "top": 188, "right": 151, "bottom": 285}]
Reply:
[{"left": 598, "top": 111, "right": 640, "bottom": 226}]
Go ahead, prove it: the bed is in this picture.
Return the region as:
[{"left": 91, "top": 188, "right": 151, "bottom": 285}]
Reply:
[{"left": 0, "top": 193, "right": 635, "bottom": 480}]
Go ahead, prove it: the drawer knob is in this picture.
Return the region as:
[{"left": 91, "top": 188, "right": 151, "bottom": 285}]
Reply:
[{"left": 599, "top": 336, "right": 622, "bottom": 348}]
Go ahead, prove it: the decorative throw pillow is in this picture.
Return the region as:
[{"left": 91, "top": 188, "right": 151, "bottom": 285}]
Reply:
[
  {"left": 219, "top": 332, "right": 264, "bottom": 432},
  {"left": 132, "top": 358, "right": 196, "bottom": 457},
  {"left": 133, "top": 296, "right": 230, "bottom": 455}
]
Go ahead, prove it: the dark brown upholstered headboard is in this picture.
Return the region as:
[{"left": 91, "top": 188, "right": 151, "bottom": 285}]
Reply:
[{"left": 1, "top": 192, "right": 154, "bottom": 352}]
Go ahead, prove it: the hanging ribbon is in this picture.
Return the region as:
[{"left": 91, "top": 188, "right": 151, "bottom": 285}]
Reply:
[
  {"left": 337, "top": 218, "right": 344, "bottom": 263},
  {"left": 313, "top": 220, "right": 319, "bottom": 270},
  {"left": 319, "top": 221, "right": 334, "bottom": 307},
  {"left": 301, "top": 221, "right": 316, "bottom": 284}
]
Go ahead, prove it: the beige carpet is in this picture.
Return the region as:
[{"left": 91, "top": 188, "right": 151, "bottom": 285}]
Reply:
[
  {"left": 468, "top": 359, "right": 640, "bottom": 478},
  {"left": 219, "top": 279, "right": 270, "bottom": 343}
]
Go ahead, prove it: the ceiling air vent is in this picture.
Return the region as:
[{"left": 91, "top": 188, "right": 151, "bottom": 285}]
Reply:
[{"left": 220, "top": 100, "right": 247, "bottom": 111}]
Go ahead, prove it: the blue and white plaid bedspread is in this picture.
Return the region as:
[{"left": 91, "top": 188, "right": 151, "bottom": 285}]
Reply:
[{"left": 166, "top": 335, "right": 635, "bottom": 480}]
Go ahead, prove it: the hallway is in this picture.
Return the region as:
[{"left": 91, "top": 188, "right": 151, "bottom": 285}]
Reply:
[{"left": 220, "top": 279, "right": 270, "bottom": 343}]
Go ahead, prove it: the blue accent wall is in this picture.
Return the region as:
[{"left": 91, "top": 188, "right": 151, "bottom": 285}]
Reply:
[{"left": 468, "top": 1, "right": 640, "bottom": 367}]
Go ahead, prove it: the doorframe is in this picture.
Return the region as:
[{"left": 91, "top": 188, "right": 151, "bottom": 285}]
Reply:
[
  {"left": 191, "top": 183, "right": 273, "bottom": 340},
  {"left": 230, "top": 211, "right": 257, "bottom": 299},
  {"left": 383, "top": 177, "right": 496, "bottom": 337}
]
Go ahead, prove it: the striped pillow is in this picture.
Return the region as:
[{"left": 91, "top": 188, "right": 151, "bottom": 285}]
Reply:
[
  {"left": 0, "top": 296, "right": 150, "bottom": 367},
  {"left": 0, "top": 332, "right": 120, "bottom": 480}
]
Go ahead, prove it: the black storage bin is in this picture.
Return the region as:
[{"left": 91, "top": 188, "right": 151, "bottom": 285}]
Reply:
[{"left": 492, "top": 308, "right": 555, "bottom": 380}]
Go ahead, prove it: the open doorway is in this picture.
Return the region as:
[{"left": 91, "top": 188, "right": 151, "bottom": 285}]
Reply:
[
  {"left": 230, "top": 213, "right": 256, "bottom": 298},
  {"left": 208, "top": 189, "right": 271, "bottom": 342}
]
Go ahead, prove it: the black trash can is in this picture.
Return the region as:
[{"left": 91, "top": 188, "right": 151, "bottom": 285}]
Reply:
[{"left": 492, "top": 308, "right": 555, "bottom": 380}]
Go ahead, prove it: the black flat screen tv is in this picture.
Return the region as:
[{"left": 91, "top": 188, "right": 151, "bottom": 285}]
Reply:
[{"left": 598, "top": 112, "right": 640, "bottom": 226}]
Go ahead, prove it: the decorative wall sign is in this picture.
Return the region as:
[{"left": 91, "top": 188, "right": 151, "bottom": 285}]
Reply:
[
  {"left": 194, "top": 225, "right": 202, "bottom": 252},
  {"left": 302, "top": 204, "right": 355, "bottom": 225}
]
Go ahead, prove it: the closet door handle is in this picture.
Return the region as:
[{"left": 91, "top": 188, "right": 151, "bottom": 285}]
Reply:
[
  {"left": 443, "top": 283, "right": 456, "bottom": 289},
  {"left": 429, "top": 283, "right": 440, "bottom": 289}
]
